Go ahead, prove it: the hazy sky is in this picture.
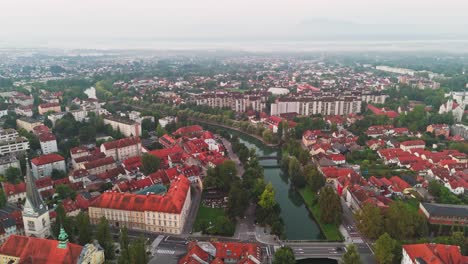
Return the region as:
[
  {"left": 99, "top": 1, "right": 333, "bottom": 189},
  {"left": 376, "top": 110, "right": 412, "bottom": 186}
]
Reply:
[{"left": 1, "top": 0, "right": 468, "bottom": 48}]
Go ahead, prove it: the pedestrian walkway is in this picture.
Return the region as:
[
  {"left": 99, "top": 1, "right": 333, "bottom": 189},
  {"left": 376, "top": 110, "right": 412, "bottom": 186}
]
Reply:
[
  {"left": 156, "top": 249, "right": 176, "bottom": 255},
  {"left": 255, "top": 226, "right": 280, "bottom": 246},
  {"left": 339, "top": 225, "right": 363, "bottom": 243}
]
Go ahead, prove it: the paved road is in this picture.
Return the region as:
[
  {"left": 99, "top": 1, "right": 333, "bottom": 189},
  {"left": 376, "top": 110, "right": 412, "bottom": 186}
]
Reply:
[
  {"left": 234, "top": 203, "right": 256, "bottom": 242},
  {"left": 182, "top": 184, "right": 202, "bottom": 235},
  {"left": 220, "top": 136, "right": 244, "bottom": 177}
]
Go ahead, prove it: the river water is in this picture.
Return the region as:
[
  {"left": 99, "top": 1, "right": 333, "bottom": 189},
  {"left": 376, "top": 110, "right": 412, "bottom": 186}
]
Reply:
[{"left": 232, "top": 133, "right": 324, "bottom": 240}]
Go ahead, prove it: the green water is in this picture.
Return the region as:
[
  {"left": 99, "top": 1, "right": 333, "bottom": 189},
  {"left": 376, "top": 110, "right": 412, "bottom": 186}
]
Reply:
[{"left": 234, "top": 133, "right": 324, "bottom": 240}]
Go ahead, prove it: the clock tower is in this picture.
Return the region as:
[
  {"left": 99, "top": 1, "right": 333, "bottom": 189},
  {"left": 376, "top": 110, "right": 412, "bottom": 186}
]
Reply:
[{"left": 22, "top": 158, "right": 51, "bottom": 238}]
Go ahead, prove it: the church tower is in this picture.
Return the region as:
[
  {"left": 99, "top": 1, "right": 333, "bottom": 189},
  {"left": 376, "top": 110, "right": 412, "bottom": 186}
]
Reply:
[{"left": 22, "top": 158, "right": 51, "bottom": 238}]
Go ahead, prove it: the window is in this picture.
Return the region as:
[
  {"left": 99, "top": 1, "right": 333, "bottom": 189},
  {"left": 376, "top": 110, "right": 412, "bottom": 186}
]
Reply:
[{"left": 28, "top": 220, "right": 35, "bottom": 231}]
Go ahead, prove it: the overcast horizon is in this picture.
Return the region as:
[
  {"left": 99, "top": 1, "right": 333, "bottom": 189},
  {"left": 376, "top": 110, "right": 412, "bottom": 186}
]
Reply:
[{"left": 2, "top": 0, "right": 468, "bottom": 51}]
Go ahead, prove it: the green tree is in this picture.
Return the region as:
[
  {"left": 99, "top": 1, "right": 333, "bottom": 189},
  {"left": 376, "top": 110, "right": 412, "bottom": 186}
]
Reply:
[
  {"left": 0, "top": 188, "right": 7, "bottom": 208},
  {"left": 288, "top": 157, "right": 305, "bottom": 188},
  {"left": 384, "top": 201, "right": 428, "bottom": 240},
  {"left": 141, "top": 119, "right": 155, "bottom": 132},
  {"left": 51, "top": 169, "right": 67, "bottom": 180},
  {"left": 428, "top": 180, "right": 442, "bottom": 197},
  {"left": 318, "top": 186, "right": 342, "bottom": 225},
  {"left": 227, "top": 180, "right": 249, "bottom": 218},
  {"left": 141, "top": 153, "right": 161, "bottom": 175},
  {"left": 129, "top": 237, "right": 148, "bottom": 264},
  {"left": 273, "top": 246, "right": 295, "bottom": 264},
  {"left": 451, "top": 231, "right": 467, "bottom": 255},
  {"left": 52, "top": 204, "right": 75, "bottom": 242},
  {"left": 155, "top": 124, "right": 167, "bottom": 137},
  {"left": 374, "top": 233, "right": 397, "bottom": 264},
  {"left": 118, "top": 226, "right": 131, "bottom": 264},
  {"left": 259, "top": 183, "right": 276, "bottom": 210},
  {"left": 262, "top": 129, "right": 273, "bottom": 143},
  {"left": 342, "top": 244, "right": 362, "bottom": 264},
  {"left": 76, "top": 212, "right": 92, "bottom": 245},
  {"left": 5, "top": 167, "right": 21, "bottom": 184},
  {"left": 304, "top": 165, "right": 324, "bottom": 192},
  {"left": 354, "top": 203, "right": 384, "bottom": 239},
  {"left": 96, "top": 217, "right": 115, "bottom": 260},
  {"left": 79, "top": 125, "right": 96, "bottom": 143},
  {"left": 55, "top": 184, "right": 77, "bottom": 200}
]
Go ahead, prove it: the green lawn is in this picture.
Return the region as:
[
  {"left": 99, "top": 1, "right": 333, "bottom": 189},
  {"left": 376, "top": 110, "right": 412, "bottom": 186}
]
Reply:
[
  {"left": 299, "top": 188, "right": 344, "bottom": 242},
  {"left": 193, "top": 205, "right": 226, "bottom": 232}
]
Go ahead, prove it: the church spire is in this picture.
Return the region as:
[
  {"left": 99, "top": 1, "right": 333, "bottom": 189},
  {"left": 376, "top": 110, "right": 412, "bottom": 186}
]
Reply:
[
  {"left": 57, "top": 227, "right": 69, "bottom": 249},
  {"left": 24, "top": 158, "right": 47, "bottom": 215}
]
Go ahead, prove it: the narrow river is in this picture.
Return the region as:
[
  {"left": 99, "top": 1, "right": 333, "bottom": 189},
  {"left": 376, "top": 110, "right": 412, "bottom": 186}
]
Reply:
[{"left": 229, "top": 132, "right": 324, "bottom": 240}]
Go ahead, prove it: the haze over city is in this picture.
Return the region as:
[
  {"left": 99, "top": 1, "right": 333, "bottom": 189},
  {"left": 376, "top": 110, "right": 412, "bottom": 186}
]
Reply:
[
  {"left": 0, "top": 1, "right": 467, "bottom": 264},
  {"left": 2, "top": 0, "right": 468, "bottom": 50}
]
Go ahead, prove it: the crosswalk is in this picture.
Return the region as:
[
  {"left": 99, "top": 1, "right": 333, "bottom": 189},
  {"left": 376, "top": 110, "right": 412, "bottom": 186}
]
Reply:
[{"left": 155, "top": 249, "right": 175, "bottom": 255}]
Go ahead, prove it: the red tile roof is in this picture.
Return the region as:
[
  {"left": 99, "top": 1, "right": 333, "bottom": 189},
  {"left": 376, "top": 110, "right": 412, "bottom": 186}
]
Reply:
[
  {"left": 149, "top": 145, "right": 184, "bottom": 159},
  {"left": 31, "top": 153, "right": 65, "bottom": 166},
  {"left": 90, "top": 175, "right": 190, "bottom": 214},
  {"left": 32, "top": 125, "right": 50, "bottom": 136},
  {"left": 0, "top": 235, "right": 83, "bottom": 264},
  {"left": 173, "top": 125, "right": 203, "bottom": 137},
  {"left": 102, "top": 137, "right": 140, "bottom": 150},
  {"left": 39, "top": 102, "right": 60, "bottom": 108},
  {"left": 38, "top": 132, "right": 56, "bottom": 142},
  {"left": 2, "top": 182, "right": 26, "bottom": 196},
  {"left": 403, "top": 243, "right": 468, "bottom": 264},
  {"left": 70, "top": 146, "right": 89, "bottom": 155},
  {"left": 84, "top": 156, "right": 115, "bottom": 170},
  {"left": 400, "top": 140, "right": 425, "bottom": 147}
]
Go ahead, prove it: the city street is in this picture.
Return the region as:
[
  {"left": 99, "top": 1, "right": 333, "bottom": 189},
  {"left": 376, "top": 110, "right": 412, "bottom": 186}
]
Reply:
[{"left": 220, "top": 136, "right": 244, "bottom": 177}]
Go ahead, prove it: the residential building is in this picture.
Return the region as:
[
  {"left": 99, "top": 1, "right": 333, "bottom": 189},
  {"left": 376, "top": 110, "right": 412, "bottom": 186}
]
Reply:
[
  {"left": 0, "top": 129, "right": 18, "bottom": 142},
  {"left": 0, "top": 109, "right": 8, "bottom": 119},
  {"left": 22, "top": 160, "right": 51, "bottom": 238},
  {"left": 0, "top": 156, "right": 20, "bottom": 176},
  {"left": 451, "top": 124, "right": 468, "bottom": 140},
  {"left": 89, "top": 176, "right": 191, "bottom": 234},
  {"left": 10, "top": 92, "right": 34, "bottom": 106},
  {"left": 195, "top": 91, "right": 267, "bottom": 112},
  {"left": 0, "top": 218, "right": 17, "bottom": 245},
  {"left": 39, "top": 133, "right": 58, "bottom": 154},
  {"left": 48, "top": 109, "right": 88, "bottom": 126},
  {"left": 14, "top": 105, "right": 33, "bottom": 117},
  {"left": 402, "top": 243, "right": 468, "bottom": 264},
  {"left": 426, "top": 124, "right": 450, "bottom": 138},
  {"left": 362, "top": 93, "right": 388, "bottom": 104},
  {"left": 83, "top": 157, "right": 116, "bottom": 175},
  {"left": 439, "top": 98, "right": 465, "bottom": 122},
  {"left": 16, "top": 117, "right": 42, "bottom": 132},
  {"left": 400, "top": 140, "right": 425, "bottom": 152},
  {"left": 270, "top": 96, "right": 362, "bottom": 116},
  {"left": 103, "top": 116, "right": 141, "bottom": 137},
  {"left": 419, "top": 203, "right": 467, "bottom": 226},
  {"left": 31, "top": 154, "right": 66, "bottom": 179},
  {"left": 0, "top": 136, "right": 29, "bottom": 156},
  {"left": 38, "top": 102, "right": 61, "bottom": 115},
  {"left": 159, "top": 116, "right": 177, "bottom": 128},
  {"left": 100, "top": 137, "right": 141, "bottom": 161},
  {"left": 376, "top": 65, "right": 415, "bottom": 75},
  {"left": 0, "top": 233, "right": 105, "bottom": 264}
]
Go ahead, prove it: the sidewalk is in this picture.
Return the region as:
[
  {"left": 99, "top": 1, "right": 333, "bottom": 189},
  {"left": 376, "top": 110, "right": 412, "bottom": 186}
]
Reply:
[
  {"left": 339, "top": 225, "right": 363, "bottom": 244},
  {"left": 255, "top": 226, "right": 280, "bottom": 246}
]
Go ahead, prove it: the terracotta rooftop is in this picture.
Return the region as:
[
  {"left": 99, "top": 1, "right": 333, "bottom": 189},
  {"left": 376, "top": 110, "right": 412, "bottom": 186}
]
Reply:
[{"left": 31, "top": 154, "right": 64, "bottom": 166}]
